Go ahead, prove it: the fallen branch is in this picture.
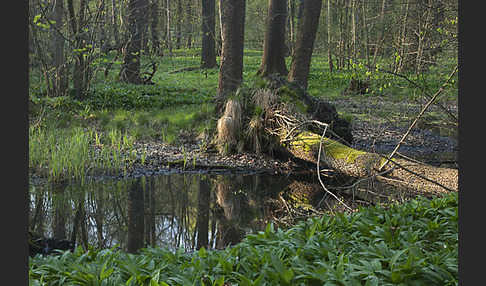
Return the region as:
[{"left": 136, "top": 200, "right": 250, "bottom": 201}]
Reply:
[
  {"left": 378, "top": 65, "right": 458, "bottom": 171},
  {"left": 168, "top": 66, "right": 201, "bottom": 74}
]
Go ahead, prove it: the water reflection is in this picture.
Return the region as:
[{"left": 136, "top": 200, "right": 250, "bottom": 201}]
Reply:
[{"left": 29, "top": 173, "right": 296, "bottom": 252}]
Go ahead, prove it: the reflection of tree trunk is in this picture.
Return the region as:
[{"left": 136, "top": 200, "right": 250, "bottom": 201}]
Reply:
[
  {"left": 196, "top": 176, "right": 210, "bottom": 250},
  {"left": 52, "top": 184, "right": 67, "bottom": 240},
  {"left": 31, "top": 189, "right": 46, "bottom": 234},
  {"left": 93, "top": 190, "right": 105, "bottom": 248},
  {"left": 214, "top": 177, "right": 244, "bottom": 248},
  {"left": 127, "top": 178, "right": 145, "bottom": 253},
  {"left": 144, "top": 178, "right": 156, "bottom": 247},
  {"left": 71, "top": 192, "right": 89, "bottom": 250}
]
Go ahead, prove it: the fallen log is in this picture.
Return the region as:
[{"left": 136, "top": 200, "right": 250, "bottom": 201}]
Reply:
[{"left": 288, "top": 131, "right": 458, "bottom": 199}]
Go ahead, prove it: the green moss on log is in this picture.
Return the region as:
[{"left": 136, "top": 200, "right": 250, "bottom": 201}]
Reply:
[{"left": 290, "top": 131, "right": 387, "bottom": 177}]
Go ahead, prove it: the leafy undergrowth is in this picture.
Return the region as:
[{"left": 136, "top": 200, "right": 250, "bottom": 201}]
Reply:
[{"left": 29, "top": 192, "right": 458, "bottom": 285}]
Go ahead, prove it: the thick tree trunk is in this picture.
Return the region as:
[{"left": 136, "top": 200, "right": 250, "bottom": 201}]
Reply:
[
  {"left": 120, "top": 0, "right": 149, "bottom": 84},
  {"left": 217, "top": 0, "right": 246, "bottom": 99},
  {"left": 175, "top": 0, "right": 183, "bottom": 49},
  {"left": 150, "top": 0, "right": 161, "bottom": 55},
  {"left": 288, "top": 0, "right": 322, "bottom": 90},
  {"left": 67, "top": 0, "right": 89, "bottom": 100},
  {"left": 201, "top": 0, "right": 217, "bottom": 68},
  {"left": 289, "top": 131, "right": 458, "bottom": 197},
  {"left": 52, "top": 0, "right": 67, "bottom": 97},
  {"left": 258, "top": 0, "right": 288, "bottom": 77},
  {"left": 111, "top": 0, "right": 120, "bottom": 49}
]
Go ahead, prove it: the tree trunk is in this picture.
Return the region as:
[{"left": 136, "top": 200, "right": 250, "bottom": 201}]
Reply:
[
  {"left": 166, "top": 0, "right": 172, "bottom": 55},
  {"left": 67, "top": 0, "right": 89, "bottom": 100},
  {"left": 217, "top": 0, "right": 246, "bottom": 99},
  {"left": 371, "top": 0, "right": 386, "bottom": 69},
  {"left": 98, "top": 0, "right": 109, "bottom": 53},
  {"left": 288, "top": 0, "right": 322, "bottom": 90},
  {"left": 361, "top": 0, "right": 370, "bottom": 71},
  {"left": 289, "top": 131, "right": 458, "bottom": 197},
  {"left": 175, "top": 0, "right": 183, "bottom": 49},
  {"left": 120, "top": 0, "right": 149, "bottom": 84},
  {"left": 258, "top": 0, "right": 288, "bottom": 77},
  {"left": 185, "top": 0, "right": 193, "bottom": 48},
  {"left": 111, "top": 0, "right": 120, "bottom": 49},
  {"left": 288, "top": 0, "right": 296, "bottom": 56},
  {"left": 150, "top": 0, "right": 161, "bottom": 55},
  {"left": 351, "top": 0, "right": 357, "bottom": 62},
  {"left": 327, "top": 0, "right": 333, "bottom": 73},
  {"left": 52, "top": 0, "right": 67, "bottom": 97},
  {"left": 201, "top": 0, "right": 217, "bottom": 68}
]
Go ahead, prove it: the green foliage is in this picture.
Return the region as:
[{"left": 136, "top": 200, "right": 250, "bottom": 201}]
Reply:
[
  {"left": 30, "top": 193, "right": 458, "bottom": 285},
  {"left": 29, "top": 125, "right": 138, "bottom": 183}
]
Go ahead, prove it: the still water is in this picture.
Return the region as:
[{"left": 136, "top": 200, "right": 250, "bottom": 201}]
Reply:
[{"left": 29, "top": 172, "right": 318, "bottom": 252}]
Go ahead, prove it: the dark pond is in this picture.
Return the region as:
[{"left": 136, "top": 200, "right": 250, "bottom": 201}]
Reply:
[{"left": 29, "top": 172, "right": 331, "bottom": 253}]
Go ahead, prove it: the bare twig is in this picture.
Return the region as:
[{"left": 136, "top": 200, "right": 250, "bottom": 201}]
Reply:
[
  {"left": 378, "top": 65, "right": 458, "bottom": 171},
  {"left": 376, "top": 154, "right": 456, "bottom": 193},
  {"left": 378, "top": 68, "right": 458, "bottom": 124},
  {"left": 316, "top": 124, "right": 353, "bottom": 212}
]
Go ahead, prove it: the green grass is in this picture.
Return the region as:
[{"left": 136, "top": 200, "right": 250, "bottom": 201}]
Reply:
[
  {"left": 29, "top": 192, "right": 458, "bottom": 285},
  {"left": 29, "top": 125, "right": 138, "bottom": 183},
  {"left": 94, "top": 103, "right": 215, "bottom": 143}
]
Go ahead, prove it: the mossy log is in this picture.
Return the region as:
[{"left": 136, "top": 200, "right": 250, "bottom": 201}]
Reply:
[{"left": 288, "top": 131, "right": 458, "bottom": 198}]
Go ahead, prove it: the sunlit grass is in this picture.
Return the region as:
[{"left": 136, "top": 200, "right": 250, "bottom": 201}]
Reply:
[{"left": 29, "top": 125, "right": 138, "bottom": 183}]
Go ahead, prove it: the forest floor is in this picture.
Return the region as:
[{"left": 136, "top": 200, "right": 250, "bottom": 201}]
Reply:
[
  {"left": 74, "top": 98, "right": 458, "bottom": 182},
  {"left": 29, "top": 94, "right": 458, "bottom": 188},
  {"left": 29, "top": 51, "right": 459, "bottom": 188}
]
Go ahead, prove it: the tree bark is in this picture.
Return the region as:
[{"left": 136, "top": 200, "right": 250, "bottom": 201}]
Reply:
[
  {"left": 371, "top": 0, "right": 386, "bottom": 69},
  {"left": 258, "top": 0, "right": 288, "bottom": 77},
  {"left": 150, "top": 0, "right": 161, "bottom": 55},
  {"left": 288, "top": 0, "right": 296, "bottom": 56},
  {"left": 288, "top": 0, "right": 322, "bottom": 90},
  {"left": 327, "top": 0, "right": 333, "bottom": 73},
  {"left": 111, "top": 0, "right": 120, "bottom": 49},
  {"left": 120, "top": 0, "right": 149, "bottom": 84},
  {"left": 201, "top": 0, "right": 217, "bottom": 68},
  {"left": 166, "top": 0, "right": 172, "bottom": 55},
  {"left": 67, "top": 0, "right": 89, "bottom": 100},
  {"left": 175, "top": 0, "right": 183, "bottom": 49},
  {"left": 217, "top": 0, "right": 246, "bottom": 99},
  {"left": 52, "top": 0, "right": 67, "bottom": 97}
]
